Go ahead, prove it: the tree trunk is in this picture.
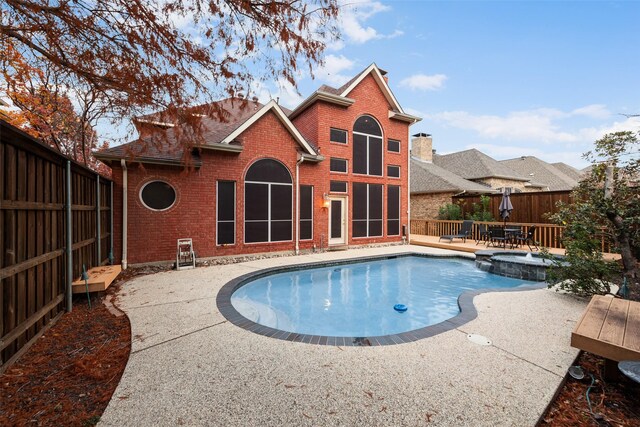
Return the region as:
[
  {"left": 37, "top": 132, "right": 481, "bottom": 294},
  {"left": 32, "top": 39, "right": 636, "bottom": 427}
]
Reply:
[{"left": 608, "top": 211, "right": 639, "bottom": 297}]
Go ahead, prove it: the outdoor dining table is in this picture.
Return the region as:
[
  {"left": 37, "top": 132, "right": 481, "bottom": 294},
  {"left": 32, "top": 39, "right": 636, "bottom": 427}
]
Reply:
[{"left": 505, "top": 227, "right": 523, "bottom": 248}]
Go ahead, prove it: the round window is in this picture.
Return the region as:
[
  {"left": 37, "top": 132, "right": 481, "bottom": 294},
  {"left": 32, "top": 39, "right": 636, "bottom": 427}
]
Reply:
[{"left": 140, "top": 181, "right": 176, "bottom": 211}]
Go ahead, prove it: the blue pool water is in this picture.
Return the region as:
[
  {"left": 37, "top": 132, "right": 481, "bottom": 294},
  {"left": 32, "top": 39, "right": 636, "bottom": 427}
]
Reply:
[{"left": 231, "top": 256, "right": 536, "bottom": 337}]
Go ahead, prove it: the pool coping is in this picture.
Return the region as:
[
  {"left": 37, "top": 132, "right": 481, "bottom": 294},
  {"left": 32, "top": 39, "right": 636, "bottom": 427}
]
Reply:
[{"left": 216, "top": 252, "right": 546, "bottom": 346}]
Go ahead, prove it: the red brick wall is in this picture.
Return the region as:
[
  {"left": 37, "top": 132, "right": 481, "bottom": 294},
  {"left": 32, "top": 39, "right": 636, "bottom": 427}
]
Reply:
[
  {"left": 293, "top": 74, "right": 411, "bottom": 246},
  {"left": 111, "top": 72, "right": 414, "bottom": 264},
  {"left": 113, "top": 111, "right": 326, "bottom": 264}
]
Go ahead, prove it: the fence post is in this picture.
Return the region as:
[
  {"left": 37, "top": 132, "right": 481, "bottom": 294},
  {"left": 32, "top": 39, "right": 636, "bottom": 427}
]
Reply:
[
  {"left": 109, "top": 181, "right": 114, "bottom": 264},
  {"left": 96, "top": 175, "right": 101, "bottom": 265},
  {"left": 65, "top": 160, "right": 73, "bottom": 313}
]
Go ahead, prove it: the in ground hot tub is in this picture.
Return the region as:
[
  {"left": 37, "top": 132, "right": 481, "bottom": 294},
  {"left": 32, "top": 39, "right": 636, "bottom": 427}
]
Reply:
[{"left": 475, "top": 249, "right": 565, "bottom": 281}]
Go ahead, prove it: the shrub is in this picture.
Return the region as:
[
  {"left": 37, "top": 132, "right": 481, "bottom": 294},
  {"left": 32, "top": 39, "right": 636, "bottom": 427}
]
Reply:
[
  {"left": 466, "top": 195, "right": 494, "bottom": 222},
  {"left": 438, "top": 203, "right": 462, "bottom": 220}
]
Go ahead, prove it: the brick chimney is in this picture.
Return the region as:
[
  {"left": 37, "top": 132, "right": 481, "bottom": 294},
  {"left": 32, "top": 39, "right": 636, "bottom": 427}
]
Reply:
[{"left": 411, "top": 133, "right": 433, "bottom": 163}]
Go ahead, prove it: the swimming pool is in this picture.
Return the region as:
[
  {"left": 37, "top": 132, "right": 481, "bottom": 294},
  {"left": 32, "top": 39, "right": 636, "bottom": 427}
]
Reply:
[{"left": 222, "top": 255, "right": 539, "bottom": 342}]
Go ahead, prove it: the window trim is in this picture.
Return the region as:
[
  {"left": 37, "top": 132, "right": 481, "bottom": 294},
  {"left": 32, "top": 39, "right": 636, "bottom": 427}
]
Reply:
[
  {"left": 244, "top": 159, "right": 293, "bottom": 244},
  {"left": 329, "top": 127, "right": 348, "bottom": 145},
  {"left": 329, "top": 157, "right": 348, "bottom": 174},
  {"left": 387, "top": 164, "right": 401, "bottom": 178},
  {"left": 387, "top": 185, "right": 400, "bottom": 236},
  {"left": 216, "top": 181, "right": 236, "bottom": 246},
  {"left": 387, "top": 138, "right": 401, "bottom": 153},
  {"left": 139, "top": 180, "right": 177, "bottom": 212},
  {"left": 352, "top": 115, "right": 383, "bottom": 177},
  {"left": 352, "top": 182, "right": 383, "bottom": 239},
  {"left": 330, "top": 180, "right": 348, "bottom": 194},
  {"left": 299, "top": 185, "right": 313, "bottom": 241}
]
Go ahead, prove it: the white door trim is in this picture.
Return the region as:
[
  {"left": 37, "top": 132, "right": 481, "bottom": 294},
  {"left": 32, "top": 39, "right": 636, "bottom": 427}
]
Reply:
[{"left": 328, "top": 196, "right": 348, "bottom": 245}]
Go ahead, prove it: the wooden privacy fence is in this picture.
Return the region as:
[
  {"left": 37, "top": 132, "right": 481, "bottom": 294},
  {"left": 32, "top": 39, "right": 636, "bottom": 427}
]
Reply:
[
  {"left": 410, "top": 219, "right": 612, "bottom": 253},
  {"left": 1, "top": 120, "right": 113, "bottom": 371},
  {"left": 453, "top": 190, "right": 573, "bottom": 224}
]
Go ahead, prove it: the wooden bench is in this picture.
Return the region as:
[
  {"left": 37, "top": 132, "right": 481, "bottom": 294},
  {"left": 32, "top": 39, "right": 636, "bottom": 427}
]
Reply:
[
  {"left": 72, "top": 265, "right": 122, "bottom": 294},
  {"left": 571, "top": 295, "right": 640, "bottom": 378}
]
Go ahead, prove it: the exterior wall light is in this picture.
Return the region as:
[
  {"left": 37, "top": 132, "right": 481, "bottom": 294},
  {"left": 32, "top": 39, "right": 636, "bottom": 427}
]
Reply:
[{"left": 322, "top": 193, "right": 330, "bottom": 209}]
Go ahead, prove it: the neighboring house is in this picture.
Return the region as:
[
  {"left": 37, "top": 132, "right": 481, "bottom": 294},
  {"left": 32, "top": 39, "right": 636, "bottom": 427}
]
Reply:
[
  {"left": 408, "top": 134, "right": 584, "bottom": 219},
  {"left": 410, "top": 158, "right": 499, "bottom": 219},
  {"left": 501, "top": 156, "right": 579, "bottom": 191},
  {"left": 551, "top": 162, "right": 584, "bottom": 181},
  {"left": 96, "top": 64, "right": 420, "bottom": 266},
  {"left": 411, "top": 134, "right": 546, "bottom": 192}
]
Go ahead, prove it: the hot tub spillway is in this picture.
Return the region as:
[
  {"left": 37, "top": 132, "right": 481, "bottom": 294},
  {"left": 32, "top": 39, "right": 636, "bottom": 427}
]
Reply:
[{"left": 475, "top": 250, "right": 561, "bottom": 281}]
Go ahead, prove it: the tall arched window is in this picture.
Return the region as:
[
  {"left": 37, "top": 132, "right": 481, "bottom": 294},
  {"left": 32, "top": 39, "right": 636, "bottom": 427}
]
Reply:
[
  {"left": 244, "top": 159, "right": 293, "bottom": 243},
  {"left": 352, "top": 115, "right": 383, "bottom": 176}
]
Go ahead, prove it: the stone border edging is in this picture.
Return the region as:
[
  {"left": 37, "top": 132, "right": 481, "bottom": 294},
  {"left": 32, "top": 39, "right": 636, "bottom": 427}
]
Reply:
[{"left": 216, "top": 252, "right": 546, "bottom": 346}]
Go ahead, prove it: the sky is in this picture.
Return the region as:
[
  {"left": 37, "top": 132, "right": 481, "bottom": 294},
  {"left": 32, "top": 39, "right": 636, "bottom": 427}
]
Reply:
[
  {"left": 250, "top": 0, "right": 640, "bottom": 169},
  {"left": 6, "top": 0, "right": 636, "bottom": 169}
]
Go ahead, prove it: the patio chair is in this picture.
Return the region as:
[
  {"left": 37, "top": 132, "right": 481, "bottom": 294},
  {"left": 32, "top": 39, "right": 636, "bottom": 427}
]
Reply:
[
  {"left": 515, "top": 225, "right": 539, "bottom": 251},
  {"left": 475, "top": 224, "right": 491, "bottom": 245},
  {"left": 439, "top": 220, "right": 474, "bottom": 243},
  {"left": 488, "top": 226, "right": 511, "bottom": 248}
]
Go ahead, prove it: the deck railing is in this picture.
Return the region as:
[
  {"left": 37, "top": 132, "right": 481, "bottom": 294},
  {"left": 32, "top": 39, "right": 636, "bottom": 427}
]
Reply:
[{"left": 409, "top": 219, "right": 613, "bottom": 252}]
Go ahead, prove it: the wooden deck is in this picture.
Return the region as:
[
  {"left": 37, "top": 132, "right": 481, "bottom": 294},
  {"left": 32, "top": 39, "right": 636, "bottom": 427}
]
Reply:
[
  {"left": 409, "top": 234, "right": 567, "bottom": 256},
  {"left": 571, "top": 295, "right": 640, "bottom": 362},
  {"left": 409, "top": 234, "right": 621, "bottom": 260},
  {"left": 72, "top": 265, "right": 122, "bottom": 294}
]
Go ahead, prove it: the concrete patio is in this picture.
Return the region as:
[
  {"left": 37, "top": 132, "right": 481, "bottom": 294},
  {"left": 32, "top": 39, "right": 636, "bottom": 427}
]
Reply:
[{"left": 100, "top": 245, "right": 588, "bottom": 426}]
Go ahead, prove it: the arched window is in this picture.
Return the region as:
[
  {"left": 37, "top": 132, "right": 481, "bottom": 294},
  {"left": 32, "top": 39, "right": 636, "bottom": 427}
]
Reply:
[
  {"left": 140, "top": 180, "right": 176, "bottom": 211},
  {"left": 244, "top": 159, "right": 292, "bottom": 243},
  {"left": 353, "top": 115, "right": 383, "bottom": 176}
]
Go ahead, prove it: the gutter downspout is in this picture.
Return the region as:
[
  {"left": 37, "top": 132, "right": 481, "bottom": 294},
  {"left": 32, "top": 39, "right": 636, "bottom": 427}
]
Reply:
[
  {"left": 121, "top": 159, "right": 128, "bottom": 270},
  {"left": 295, "top": 153, "right": 305, "bottom": 255},
  {"left": 406, "top": 130, "right": 411, "bottom": 245}
]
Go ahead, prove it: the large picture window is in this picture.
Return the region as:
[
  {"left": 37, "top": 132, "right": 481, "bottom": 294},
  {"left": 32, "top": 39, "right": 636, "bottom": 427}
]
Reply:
[
  {"left": 387, "top": 185, "right": 400, "bottom": 236},
  {"left": 299, "top": 185, "right": 313, "bottom": 240},
  {"left": 353, "top": 182, "right": 383, "bottom": 238},
  {"left": 244, "top": 159, "right": 292, "bottom": 243},
  {"left": 353, "top": 115, "right": 383, "bottom": 176},
  {"left": 217, "top": 181, "right": 235, "bottom": 245}
]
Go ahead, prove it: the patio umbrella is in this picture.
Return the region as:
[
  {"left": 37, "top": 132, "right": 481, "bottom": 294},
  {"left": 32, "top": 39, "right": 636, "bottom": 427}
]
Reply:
[
  {"left": 498, "top": 188, "right": 513, "bottom": 248},
  {"left": 499, "top": 187, "right": 513, "bottom": 223}
]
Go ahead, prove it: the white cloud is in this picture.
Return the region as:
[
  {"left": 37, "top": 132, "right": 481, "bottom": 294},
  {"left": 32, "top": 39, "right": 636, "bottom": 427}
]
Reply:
[
  {"left": 578, "top": 115, "right": 640, "bottom": 141},
  {"left": 315, "top": 54, "right": 356, "bottom": 86},
  {"left": 338, "top": 0, "right": 403, "bottom": 45},
  {"left": 399, "top": 74, "right": 448, "bottom": 91},
  {"left": 571, "top": 104, "right": 611, "bottom": 119},
  {"left": 431, "top": 109, "right": 577, "bottom": 143},
  {"left": 249, "top": 79, "right": 305, "bottom": 110}
]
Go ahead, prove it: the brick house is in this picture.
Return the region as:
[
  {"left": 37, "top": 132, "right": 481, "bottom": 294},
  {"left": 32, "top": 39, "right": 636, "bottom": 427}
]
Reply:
[{"left": 96, "top": 64, "right": 420, "bottom": 266}]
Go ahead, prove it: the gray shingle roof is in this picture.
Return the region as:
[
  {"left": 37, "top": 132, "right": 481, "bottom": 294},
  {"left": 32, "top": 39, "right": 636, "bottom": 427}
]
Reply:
[
  {"left": 410, "top": 158, "right": 500, "bottom": 194},
  {"left": 551, "top": 162, "right": 583, "bottom": 181},
  {"left": 433, "top": 148, "right": 530, "bottom": 181},
  {"left": 501, "top": 156, "right": 579, "bottom": 191}
]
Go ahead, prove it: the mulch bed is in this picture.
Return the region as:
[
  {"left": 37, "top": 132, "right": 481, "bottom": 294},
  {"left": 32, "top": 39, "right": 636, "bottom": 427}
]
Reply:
[
  {"left": 540, "top": 352, "right": 640, "bottom": 426},
  {"left": 1, "top": 266, "right": 638, "bottom": 426}
]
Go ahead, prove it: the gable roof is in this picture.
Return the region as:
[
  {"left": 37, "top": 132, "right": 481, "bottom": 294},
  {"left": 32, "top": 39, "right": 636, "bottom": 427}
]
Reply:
[
  {"left": 500, "top": 156, "right": 579, "bottom": 191},
  {"left": 433, "top": 148, "right": 531, "bottom": 182},
  {"left": 411, "top": 157, "right": 500, "bottom": 195},
  {"left": 288, "top": 63, "right": 421, "bottom": 124},
  {"left": 96, "top": 98, "right": 321, "bottom": 165},
  {"left": 551, "top": 162, "right": 583, "bottom": 181}
]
